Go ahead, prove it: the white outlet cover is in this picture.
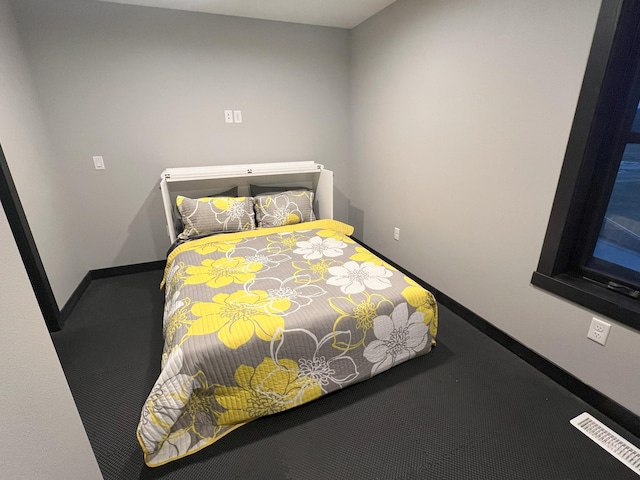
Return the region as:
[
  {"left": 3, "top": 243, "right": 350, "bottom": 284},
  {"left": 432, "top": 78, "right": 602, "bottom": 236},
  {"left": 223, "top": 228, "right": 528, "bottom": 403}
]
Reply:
[{"left": 587, "top": 317, "right": 611, "bottom": 346}]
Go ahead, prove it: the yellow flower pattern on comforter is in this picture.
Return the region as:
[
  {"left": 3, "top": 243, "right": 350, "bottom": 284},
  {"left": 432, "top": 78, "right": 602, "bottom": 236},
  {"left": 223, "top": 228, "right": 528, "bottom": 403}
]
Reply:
[{"left": 137, "top": 220, "right": 438, "bottom": 466}]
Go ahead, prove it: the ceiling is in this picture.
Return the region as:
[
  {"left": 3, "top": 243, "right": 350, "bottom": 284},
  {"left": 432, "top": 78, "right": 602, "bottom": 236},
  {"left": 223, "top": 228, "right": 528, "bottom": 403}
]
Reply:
[{"left": 93, "top": 0, "right": 397, "bottom": 29}]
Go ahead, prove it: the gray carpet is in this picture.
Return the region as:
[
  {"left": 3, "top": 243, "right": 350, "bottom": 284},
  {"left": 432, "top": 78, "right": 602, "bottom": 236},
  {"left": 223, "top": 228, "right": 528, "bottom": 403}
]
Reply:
[{"left": 52, "top": 270, "right": 640, "bottom": 479}]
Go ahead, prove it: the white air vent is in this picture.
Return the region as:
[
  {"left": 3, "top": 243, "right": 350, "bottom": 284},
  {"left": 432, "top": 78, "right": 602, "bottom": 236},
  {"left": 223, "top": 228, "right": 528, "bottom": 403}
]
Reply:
[{"left": 570, "top": 412, "right": 640, "bottom": 476}]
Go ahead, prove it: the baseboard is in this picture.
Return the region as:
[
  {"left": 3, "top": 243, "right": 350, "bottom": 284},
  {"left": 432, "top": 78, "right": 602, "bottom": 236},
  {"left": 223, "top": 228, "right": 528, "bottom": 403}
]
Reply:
[
  {"left": 59, "top": 260, "right": 165, "bottom": 325},
  {"left": 59, "top": 272, "right": 92, "bottom": 328},
  {"left": 89, "top": 260, "right": 165, "bottom": 279},
  {"left": 352, "top": 236, "right": 640, "bottom": 440}
]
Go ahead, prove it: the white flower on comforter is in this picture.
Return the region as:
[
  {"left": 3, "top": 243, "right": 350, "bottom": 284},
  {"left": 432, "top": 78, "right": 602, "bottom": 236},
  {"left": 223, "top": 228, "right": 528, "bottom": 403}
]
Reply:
[
  {"left": 271, "top": 327, "right": 359, "bottom": 393},
  {"left": 138, "top": 348, "right": 190, "bottom": 454},
  {"left": 363, "top": 302, "right": 428, "bottom": 375},
  {"left": 293, "top": 236, "right": 346, "bottom": 260},
  {"left": 246, "top": 275, "right": 325, "bottom": 315},
  {"left": 163, "top": 290, "right": 184, "bottom": 330},
  {"left": 166, "top": 261, "right": 182, "bottom": 287},
  {"left": 231, "top": 246, "right": 291, "bottom": 271},
  {"left": 138, "top": 347, "right": 219, "bottom": 465},
  {"left": 326, "top": 261, "right": 393, "bottom": 294}
]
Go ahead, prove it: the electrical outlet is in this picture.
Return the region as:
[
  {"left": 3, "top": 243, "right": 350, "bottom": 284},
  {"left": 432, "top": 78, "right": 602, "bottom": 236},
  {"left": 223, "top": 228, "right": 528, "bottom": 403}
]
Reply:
[
  {"left": 587, "top": 317, "right": 611, "bottom": 346},
  {"left": 393, "top": 227, "right": 400, "bottom": 241},
  {"left": 224, "top": 110, "right": 234, "bottom": 123}
]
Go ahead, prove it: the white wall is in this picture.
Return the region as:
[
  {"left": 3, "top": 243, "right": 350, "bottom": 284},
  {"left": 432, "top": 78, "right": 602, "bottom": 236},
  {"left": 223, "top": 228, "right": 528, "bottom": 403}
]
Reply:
[
  {"left": 0, "top": 0, "right": 83, "bottom": 306},
  {"left": 9, "top": 0, "right": 351, "bottom": 306},
  {"left": 0, "top": 3, "right": 101, "bottom": 477},
  {"left": 0, "top": 184, "right": 102, "bottom": 478},
  {"left": 350, "top": 0, "right": 640, "bottom": 416}
]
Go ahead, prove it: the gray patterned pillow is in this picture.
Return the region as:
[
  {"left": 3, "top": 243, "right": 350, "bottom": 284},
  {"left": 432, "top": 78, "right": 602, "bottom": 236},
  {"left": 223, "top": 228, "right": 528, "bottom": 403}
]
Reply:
[
  {"left": 173, "top": 187, "right": 238, "bottom": 234},
  {"left": 254, "top": 190, "right": 316, "bottom": 228},
  {"left": 176, "top": 195, "right": 255, "bottom": 240}
]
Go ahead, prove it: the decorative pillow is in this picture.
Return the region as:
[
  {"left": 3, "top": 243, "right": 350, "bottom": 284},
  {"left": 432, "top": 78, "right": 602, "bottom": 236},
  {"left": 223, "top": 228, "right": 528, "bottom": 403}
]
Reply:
[
  {"left": 176, "top": 195, "right": 255, "bottom": 239},
  {"left": 173, "top": 187, "right": 238, "bottom": 233},
  {"left": 250, "top": 184, "right": 309, "bottom": 196},
  {"left": 254, "top": 190, "right": 316, "bottom": 228}
]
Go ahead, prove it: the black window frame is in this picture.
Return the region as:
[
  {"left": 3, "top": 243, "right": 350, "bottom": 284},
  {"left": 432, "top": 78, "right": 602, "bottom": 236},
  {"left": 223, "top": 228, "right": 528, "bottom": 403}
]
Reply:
[{"left": 531, "top": 0, "right": 640, "bottom": 331}]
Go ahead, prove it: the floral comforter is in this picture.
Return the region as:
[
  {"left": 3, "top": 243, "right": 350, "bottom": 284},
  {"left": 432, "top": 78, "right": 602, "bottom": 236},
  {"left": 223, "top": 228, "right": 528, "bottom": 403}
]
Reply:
[{"left": 137, "top": 219, "right": 438, "bottom": 466}]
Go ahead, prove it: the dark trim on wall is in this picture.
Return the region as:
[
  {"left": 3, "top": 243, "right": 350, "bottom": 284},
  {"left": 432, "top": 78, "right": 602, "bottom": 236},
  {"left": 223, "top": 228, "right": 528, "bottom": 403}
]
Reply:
[
  {"left": 531, "top": 272, "right": 640, "bottom": 326},
  {"left": 352, "top": 237, "right": 640, "bottom": 440},
  {"left": 59, "top": 260, "right": 165, "bottom": 324},
  {"left": 0, "top": 144, "right": 61, "bottom": 332},
  {"left": 89, "top": 259, "right": 165, "bottom": 280},
  {"left": 59, "top": 272, "right": 91, "bottom": 326}
]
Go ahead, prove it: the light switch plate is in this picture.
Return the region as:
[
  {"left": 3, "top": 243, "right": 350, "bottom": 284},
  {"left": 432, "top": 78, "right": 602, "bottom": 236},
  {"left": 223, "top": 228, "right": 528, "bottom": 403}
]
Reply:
[{"left": 92, "top": 156, "right": 105, "bottom": 170}]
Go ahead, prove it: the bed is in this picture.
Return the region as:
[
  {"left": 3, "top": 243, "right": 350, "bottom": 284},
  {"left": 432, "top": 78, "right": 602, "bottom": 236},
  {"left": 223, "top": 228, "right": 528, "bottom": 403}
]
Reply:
[{"left": 137, "top": 162, "right": 438, "bottom": 467}]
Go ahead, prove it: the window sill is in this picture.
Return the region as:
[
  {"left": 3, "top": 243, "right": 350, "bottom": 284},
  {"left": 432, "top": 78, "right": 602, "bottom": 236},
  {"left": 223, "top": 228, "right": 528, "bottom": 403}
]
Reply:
[{"left": 531, "top": 271, "right": 640, "bottom": 330}]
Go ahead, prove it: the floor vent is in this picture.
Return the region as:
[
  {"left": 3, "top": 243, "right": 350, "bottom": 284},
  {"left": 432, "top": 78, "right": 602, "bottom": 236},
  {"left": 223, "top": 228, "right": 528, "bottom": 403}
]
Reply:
[{"left": 571, "top": 412, "right": 640, "bottom": 476}]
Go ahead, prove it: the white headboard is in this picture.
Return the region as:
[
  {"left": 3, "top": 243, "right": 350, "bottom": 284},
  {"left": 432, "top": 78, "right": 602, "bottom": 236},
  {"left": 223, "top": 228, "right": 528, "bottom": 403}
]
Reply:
[{"left": 159, "top": 161, "right": 334, "bottom": 243}]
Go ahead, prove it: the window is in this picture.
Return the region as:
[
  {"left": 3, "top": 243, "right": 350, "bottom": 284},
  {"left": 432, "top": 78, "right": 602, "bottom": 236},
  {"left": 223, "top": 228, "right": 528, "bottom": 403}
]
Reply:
[
  {"left": 532, "top": 0, "right": 640, "bottom": 330},
  {"left": 586, "top": 141, "right": 640, "bottom": 287}
]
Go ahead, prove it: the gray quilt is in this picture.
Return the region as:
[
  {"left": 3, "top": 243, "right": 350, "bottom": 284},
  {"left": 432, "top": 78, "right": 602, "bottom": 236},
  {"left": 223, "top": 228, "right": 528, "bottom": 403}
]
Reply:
[{"left": 137, "top": 219, "right": 438, "bottom": 467}]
